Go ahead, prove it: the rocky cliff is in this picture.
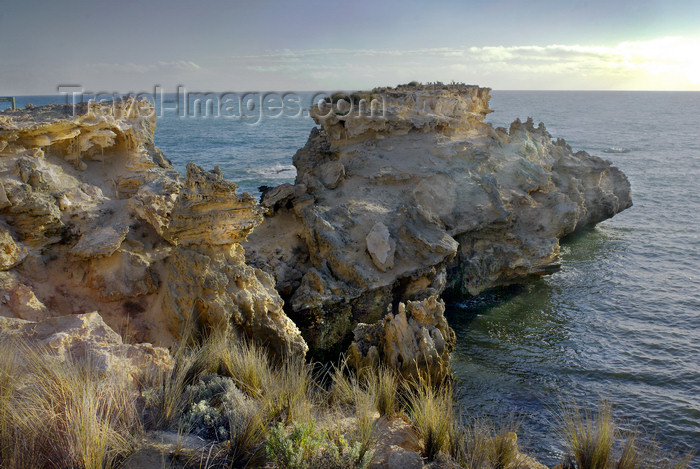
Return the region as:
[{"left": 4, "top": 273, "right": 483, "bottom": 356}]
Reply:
[
  {"left": 0, "top": 85, "right": 633, "bottom": 373},
  {"left": 245, "top": 83, "right": 632, "bottom": 360},
  {"left": 0, "top": 99, "right": 306, "bottom": 357}
]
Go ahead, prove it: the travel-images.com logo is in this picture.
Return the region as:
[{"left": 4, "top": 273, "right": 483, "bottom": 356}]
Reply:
[{"left": 58, "top": 86, "right": 387, "bottom": 124}]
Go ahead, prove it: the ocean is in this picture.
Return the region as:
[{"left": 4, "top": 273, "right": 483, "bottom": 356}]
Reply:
[
  {"left": 453, "top": 91, "right": 700, "bottom": 465},
  {"left": 8, "top": 91, "right": 700, "bottom": 465}
]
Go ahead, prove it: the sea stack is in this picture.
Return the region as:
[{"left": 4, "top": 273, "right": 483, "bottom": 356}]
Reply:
[{"left": 244, "top": 83, "right": 633, "bottom": 366}]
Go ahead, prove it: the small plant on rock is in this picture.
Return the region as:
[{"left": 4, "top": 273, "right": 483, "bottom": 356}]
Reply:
[{"left": 265, "top": 420, "right": 326, "bottom": 469}]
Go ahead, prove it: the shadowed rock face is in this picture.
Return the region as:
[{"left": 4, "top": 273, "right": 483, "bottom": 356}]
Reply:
[
  {"left": 0, "top": 99, "right": 306, "bottom": 357},
  {"left": 245, "top": 83, "right": 632, "bottom": 360},
  {"left": 348, "top": 295, "right": 456, "bottom": 382}
]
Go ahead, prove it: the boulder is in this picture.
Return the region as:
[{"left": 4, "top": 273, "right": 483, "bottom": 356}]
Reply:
[
  {"left": 260, "top": 182, "right": 295, "bottom": 210},
  {"left": 370, "top": 416, "right": 424, "bottom": 469},
  {"left": 319, "top": 160, "right": 345, "bottom": 189},
  {"left": 0, "top": 312, "right": 172, "bottom": 379},
  {"left": 0, "top": 227, "right": 26, "bottom": 269}
]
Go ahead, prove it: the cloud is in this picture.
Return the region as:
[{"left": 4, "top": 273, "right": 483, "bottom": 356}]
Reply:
[
  {"left": 213, "top": 38, "right": 700, "bottom": 90},
  {"left": 3, "top": 38, "right": 699, "bottom": 93},
  {"left": 86, "top": 60, "right": 203, "bottom": 74}
]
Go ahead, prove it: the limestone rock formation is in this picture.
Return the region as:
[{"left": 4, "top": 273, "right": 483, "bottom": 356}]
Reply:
[
  {"left": 0, "top": 312, "right": 172, "bottom": 378},
  {"left": 349, "top": 296, "right": 455, "bottom": 381},
  {"left": 244, "top": 83, "right": 632, "bottom": 359},
  {"left": 160, "top": 166, "right": 306, "bottom": 355},
  {"left": 0, "top": 99, "right": 306, "bottom": 357}
]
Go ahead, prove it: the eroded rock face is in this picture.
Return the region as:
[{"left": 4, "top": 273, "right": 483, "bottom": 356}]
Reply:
[
  {"left": 244, "top": 83, "right": 632, "bottom": 359},
  {"left": 0, "top": 99, "right": 306, "bottom": 357},
  {"left": 349, "top": 296, "right": 455, "bottom": 381}
]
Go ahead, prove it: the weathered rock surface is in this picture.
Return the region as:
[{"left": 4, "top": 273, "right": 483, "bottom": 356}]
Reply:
[
  {"left": 349, "top": 296, "right": 455, "bottom": 380},
  {"left": 122, "top": 431, "right": 209, "bottom": 469},
  {"left": 244, "top": 83, "right": 632, "bottom": 359},
  {"left": 0, "top": 99, "right": 306, "bottom": 356},
  {"left": 0, "top": 226, "right": 27, "bottom": 269},
  {"left": 0, "top": 312, "right": 172, "bottom": 378},
  {"left": 366, "top": 222, "right": 396, "bottom": 272},
  {"left": 370, "top": 416, "right": 424, "bottom": 469}
]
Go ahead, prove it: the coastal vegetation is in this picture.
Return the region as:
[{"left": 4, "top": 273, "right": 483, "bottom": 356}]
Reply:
[{"left": 0, "top": 332, "right": 692, "bottom": 468}]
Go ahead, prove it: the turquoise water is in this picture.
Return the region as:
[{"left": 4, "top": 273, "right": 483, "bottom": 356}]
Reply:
[{"left": 8, "top": 91, "right": 700, "bottom": 464}]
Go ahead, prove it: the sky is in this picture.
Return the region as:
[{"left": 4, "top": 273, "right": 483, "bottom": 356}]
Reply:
[{"left": 1, "top": 0, "right": 700, "bottom": 94}]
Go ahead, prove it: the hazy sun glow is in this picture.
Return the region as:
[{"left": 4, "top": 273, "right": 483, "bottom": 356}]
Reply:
[{"left": 613, "top": 37, "right": 700, "bottom": 85}]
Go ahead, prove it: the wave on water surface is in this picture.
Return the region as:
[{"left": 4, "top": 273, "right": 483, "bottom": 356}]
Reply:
[
  {"left": 247, "top": 163, "right": 297, "bottom": 178},
  {"left": 603, "top": 147, "right": 632, "bottom": 153}
]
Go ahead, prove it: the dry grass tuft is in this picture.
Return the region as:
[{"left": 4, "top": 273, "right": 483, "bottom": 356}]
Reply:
[
  {"left": 329, "top": 357, "right": 357, "bottom": 407},
  {"left": 366, "top": 365, "right": 399, "bottom": 417},
  {"left": 557, "top": 401, "right": 616, "bottom": 469},
  {"left": 0, "top": 340, "right": 140, "bottom": 469},
  {"left": 403, "top": 378, "right": 454, "bottom": 460},
  {"left": 3, "top": 328, "right": 694, "bottom": 469},
  {"left": 450, "top": 416, "right": 521, "bottom": 469},
  {"left": 556, "top": 401, "right": 694, "bottom": 469}
]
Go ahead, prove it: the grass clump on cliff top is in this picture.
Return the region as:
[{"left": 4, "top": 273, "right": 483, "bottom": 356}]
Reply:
[
  {"left": 2, "top": 330, "right": 694, "bottom": 469},
  {"left": 556, "top": 400, "right": 694, "bottom": 469},
  {"left": 558, "top": 401, "right": 616, "bottom": 469},
  {"left": 140, "top": 330, "right": 318, "bottom": 466},
  {"left": 450, "top": 417, "right": 522, "bottom": 469},
  {"left": 0, "top": 340, "right": 140, "bottom": 469},
  {"left": 403, "top": 377, "right": 455, "bottom": 460}
]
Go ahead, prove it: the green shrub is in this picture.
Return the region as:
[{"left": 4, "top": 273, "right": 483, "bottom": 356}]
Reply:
[
  {"left": 318, "top": 434, "right": 374, "bottom": 469},
  {"left": 265, "top": 420, "right": 373, "bottom": 469},
  {"left": 266, "top": 420, "right": 326, "bottom": 469}
]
